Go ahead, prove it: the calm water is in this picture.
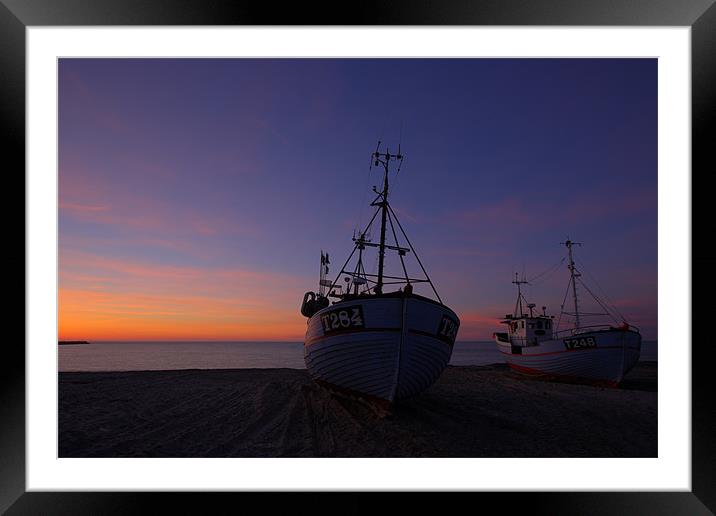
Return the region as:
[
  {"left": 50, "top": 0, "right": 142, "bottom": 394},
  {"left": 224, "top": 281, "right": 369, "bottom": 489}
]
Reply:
[{"left": 58, "top": 340, "right": 658, "bottom": 372}]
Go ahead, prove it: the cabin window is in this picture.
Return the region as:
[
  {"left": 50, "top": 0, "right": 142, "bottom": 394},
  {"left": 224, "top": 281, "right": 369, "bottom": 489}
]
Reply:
[
  {"left": 537, "top": 321, "right": 543, "bottom": 329},
  {"left": 528, "top": 323, "right": 535, "bottom": 329},
  {"left": 520, "top": 321, "right": 524, "bottom": 328}
]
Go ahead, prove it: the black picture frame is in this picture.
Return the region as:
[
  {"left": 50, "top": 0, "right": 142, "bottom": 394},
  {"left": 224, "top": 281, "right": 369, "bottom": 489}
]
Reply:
[{"left": 5, "top": 1, "right": 714, "bottom": 513}]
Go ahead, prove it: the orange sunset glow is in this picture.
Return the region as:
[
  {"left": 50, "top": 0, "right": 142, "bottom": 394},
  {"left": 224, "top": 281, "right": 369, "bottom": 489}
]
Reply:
[
  {"left": 59, "top": 58, "right": 657, "bottom": 341},
  {"left": 58, "top": 250, "right": 311, "bottom": 341}
]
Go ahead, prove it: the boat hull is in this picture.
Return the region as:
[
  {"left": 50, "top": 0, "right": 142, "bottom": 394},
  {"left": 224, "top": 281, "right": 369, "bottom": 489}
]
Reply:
[
  {"left": 494, "top": 329, "right": 641, "bottom": 387},
  {"left": 304, "top": 295, "right": 459, "bottom": 406}
]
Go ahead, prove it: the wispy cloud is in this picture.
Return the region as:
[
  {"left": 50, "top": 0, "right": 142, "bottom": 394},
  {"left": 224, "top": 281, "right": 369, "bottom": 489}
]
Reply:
[
  {"left": 60, "top": 250, "right": 306, "bottom": 294},
  {"left": 451, "top": 197, "right": 534, "bottom": 227},
  {"left": 448, "top": 186, "right": 656, "bottom": 231},
  {"left": 59, "top": 172, "right": 255, "bottom": 238},
  {"left": 61, "top": 68, "right": 128, "bottom": 134},
  {"left": 59, "top": 202, "right": 110, "bottom": 213},
  {"left": 59, "top": 251, "right": 312, "bottom": 340}
]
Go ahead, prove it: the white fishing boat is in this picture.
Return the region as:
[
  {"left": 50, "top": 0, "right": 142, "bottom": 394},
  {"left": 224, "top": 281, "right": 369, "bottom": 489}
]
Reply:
[
  {"left": 493, "top": 240, "right": 641, "bottom": 387},
  {"left": 300, "top": 143, "right": 460, "bottom": 410}
]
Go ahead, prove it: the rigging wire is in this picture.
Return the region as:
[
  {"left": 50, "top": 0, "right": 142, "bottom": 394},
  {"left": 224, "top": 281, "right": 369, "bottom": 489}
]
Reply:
[
  {"left": 527, "top": 257, "right": 566, "bottom": 285},
  {"left": 575, "top": 258, "right": 628, "bottom": 323},
  {"left": 576, "top": 278, "right": 622, "bottom": 325},
  {"left": 327, "top": 204, "right": 382, "bottom": 295},
  {"left": 387, "top": 203, "right": 442, "bottom": 304},
  {"left": 386, "top": 208, "right": 410, "bottom": 283},
  {"left": 357, "top": 141, "right": 380, "bottom": 233},
  {"left": 567, "top": 244, "right": 627, "bottom": 323},
  {"left": 390, "top": 122, "right": 406, "bottom": 194},
  {"left": 392, "top": 155, "right": 405, "bottom": 193},
  {"left": 355, "top": 176, "right": 369, "bottom": 234},
  {"left": 556, "top": 275, "right": 573, "bottom": 331}
]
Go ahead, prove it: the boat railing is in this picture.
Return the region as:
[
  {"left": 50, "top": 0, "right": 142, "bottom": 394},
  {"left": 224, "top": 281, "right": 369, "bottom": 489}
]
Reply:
[{"left": 553, "top": 323, "right": 640, "bottom": 338}]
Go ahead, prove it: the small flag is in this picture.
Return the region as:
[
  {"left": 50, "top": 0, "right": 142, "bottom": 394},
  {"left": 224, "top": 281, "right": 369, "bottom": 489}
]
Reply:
[
  {"left": 320, "top": 251, "right": 325, "bottom": 265},
  {"left": 325, "top": 253, "right": 330, "bottom": 264}
]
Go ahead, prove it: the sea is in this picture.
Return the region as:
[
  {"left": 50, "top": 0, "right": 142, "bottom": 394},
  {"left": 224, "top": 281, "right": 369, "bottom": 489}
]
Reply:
[{"left": 58, "top": 340, "right": 658, "bottom": 373}]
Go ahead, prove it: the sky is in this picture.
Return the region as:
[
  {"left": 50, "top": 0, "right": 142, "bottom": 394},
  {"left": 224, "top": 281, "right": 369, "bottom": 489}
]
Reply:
[{"left": 58, "top": 58, "right": 657, "bottom": 341}]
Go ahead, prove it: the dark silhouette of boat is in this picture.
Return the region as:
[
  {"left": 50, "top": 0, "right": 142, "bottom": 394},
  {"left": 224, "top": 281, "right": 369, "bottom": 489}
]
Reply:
[
  {"left": 493, "top": 240, "right": 641, "bottom": 387},
  {"left": 300, "top": 143, "right": 460, "bottom": 410}
]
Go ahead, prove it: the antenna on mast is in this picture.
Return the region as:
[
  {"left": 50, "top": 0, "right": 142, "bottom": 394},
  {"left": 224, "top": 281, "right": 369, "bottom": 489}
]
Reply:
[{"left": 369, "top": 140, "right": 381, "bottom": 172}]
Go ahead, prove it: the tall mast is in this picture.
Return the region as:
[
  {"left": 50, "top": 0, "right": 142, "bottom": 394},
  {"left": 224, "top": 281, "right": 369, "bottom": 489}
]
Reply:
[
  {"left": 371, "top": 146, "right": 402, "bottom": 294},
  {"left": 512, "top": 272, "right": 528, "bottom": 317},
  {"left": 376, "top": 152, "right": 389, "bottom": 294},
  {"left": 563, "top": 239, "right": 582, "bottom": 329},
  {"left": 325, "top": 143, "right": 444, "bottom": 303}
]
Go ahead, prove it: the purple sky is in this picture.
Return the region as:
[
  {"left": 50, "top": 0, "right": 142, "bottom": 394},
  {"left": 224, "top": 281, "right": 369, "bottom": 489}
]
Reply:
[{"left": 59, "top": 58, "right": 657, "bottom": 340}]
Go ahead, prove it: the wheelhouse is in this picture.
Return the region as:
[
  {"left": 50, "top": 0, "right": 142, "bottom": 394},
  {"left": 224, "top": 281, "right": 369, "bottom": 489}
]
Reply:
[
  {"left": 499, "top": 314, "right": 555, "bottom": 347},
  {"left": 494, "top": 274, "right": 554, "bottom": 347}
]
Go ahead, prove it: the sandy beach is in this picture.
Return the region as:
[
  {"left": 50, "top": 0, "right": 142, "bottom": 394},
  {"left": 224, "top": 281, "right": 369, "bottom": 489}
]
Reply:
[{"left": 59, "top": 363, "right": 657, "bottom": 458}]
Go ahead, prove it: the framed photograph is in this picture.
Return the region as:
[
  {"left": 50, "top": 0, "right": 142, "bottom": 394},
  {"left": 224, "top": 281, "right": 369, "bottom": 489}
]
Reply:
[{"left": 7, "top": 0, "right": 714, "bottom": 513}]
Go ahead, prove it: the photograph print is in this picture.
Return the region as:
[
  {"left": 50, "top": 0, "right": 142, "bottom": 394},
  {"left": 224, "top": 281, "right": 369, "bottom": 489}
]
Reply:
[{"left": 58, "top": 58, "right": 657, "bottom": 458}]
